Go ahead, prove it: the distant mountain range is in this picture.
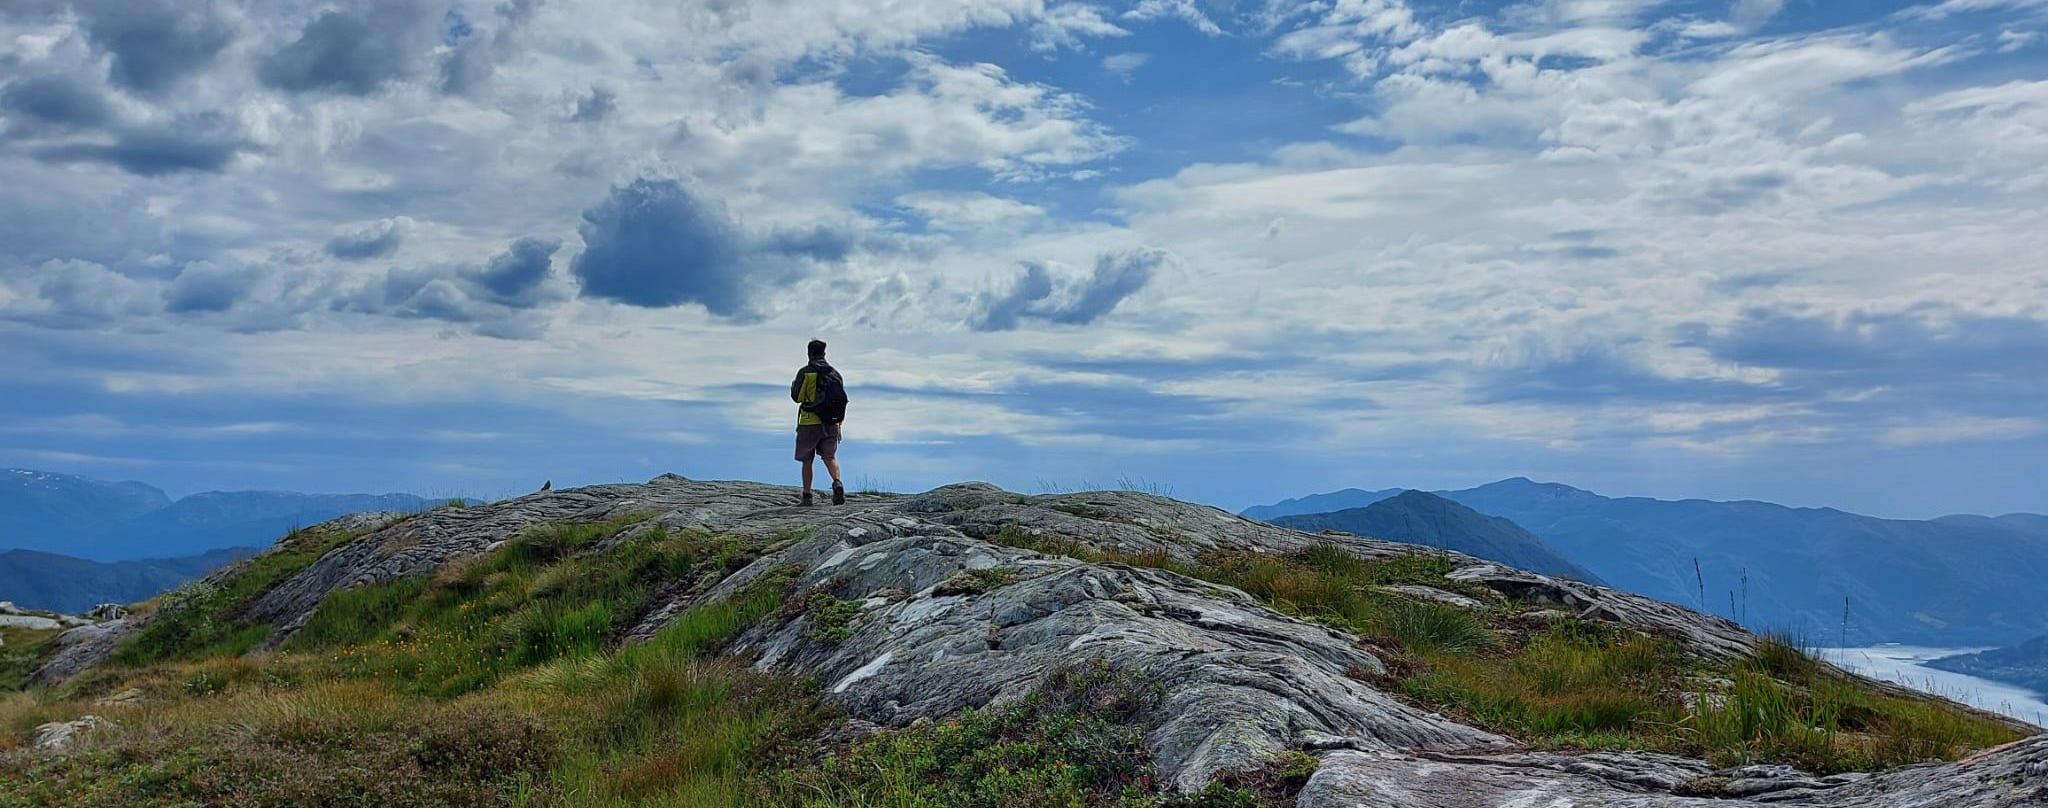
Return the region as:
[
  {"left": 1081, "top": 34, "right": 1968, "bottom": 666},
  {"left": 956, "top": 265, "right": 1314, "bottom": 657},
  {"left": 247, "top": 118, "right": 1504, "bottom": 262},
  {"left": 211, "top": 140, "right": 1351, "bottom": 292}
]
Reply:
[
  {"left": 1246, "top": 479, "right": 2048, "bottom": 646},
  {"left": 0, "top": 547, "right": 258, "bottom": 613},
  {"left": 1929, "top": 636, "right": 2048, "bottom": 696},
  {"left": 1241, "top": 488, "right": 1405, "bottom": 521},
  {"left": 1, "top": 468, "right": 436, "bottom": 561},
  {"left": 1931, "top": 513, "right": 2048, "bottom": 538},
  {"left": 1272, "top": 490, "right": 1604, "bottom": 584}
]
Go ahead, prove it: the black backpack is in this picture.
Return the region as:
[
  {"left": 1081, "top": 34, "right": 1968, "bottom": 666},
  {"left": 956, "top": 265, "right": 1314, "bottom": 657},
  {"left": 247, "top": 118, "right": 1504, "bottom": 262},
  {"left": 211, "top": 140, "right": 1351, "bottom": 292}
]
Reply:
[{"left": 813, "top": 370, "right": 849, "bottom": 424}]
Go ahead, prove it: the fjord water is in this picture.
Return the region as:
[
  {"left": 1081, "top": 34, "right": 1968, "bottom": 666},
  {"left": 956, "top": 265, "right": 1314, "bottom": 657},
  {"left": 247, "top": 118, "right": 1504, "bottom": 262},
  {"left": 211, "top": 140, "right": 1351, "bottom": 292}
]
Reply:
[{"left": 1821, "top": 646, "right": 2048, "bottom": 726}]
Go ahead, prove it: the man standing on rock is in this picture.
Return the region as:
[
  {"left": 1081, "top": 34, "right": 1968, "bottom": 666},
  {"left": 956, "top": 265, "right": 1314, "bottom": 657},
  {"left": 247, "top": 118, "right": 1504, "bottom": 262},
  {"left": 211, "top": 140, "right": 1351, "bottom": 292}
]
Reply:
[{"left": 791, "top": 339, "right": 849, "bottom": 506}]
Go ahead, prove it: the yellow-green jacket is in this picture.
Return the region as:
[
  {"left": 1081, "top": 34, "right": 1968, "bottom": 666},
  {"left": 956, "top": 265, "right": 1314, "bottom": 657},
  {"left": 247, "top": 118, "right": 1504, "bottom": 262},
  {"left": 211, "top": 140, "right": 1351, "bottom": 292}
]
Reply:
[{"left": 790, "top": 359, "right": 845, "bottom": 427}]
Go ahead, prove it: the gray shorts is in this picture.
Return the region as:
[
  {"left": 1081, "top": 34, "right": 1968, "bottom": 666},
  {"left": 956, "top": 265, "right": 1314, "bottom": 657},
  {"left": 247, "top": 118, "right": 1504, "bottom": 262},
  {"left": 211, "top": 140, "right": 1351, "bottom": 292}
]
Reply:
[{"left": 795, "top": 424, "right": 840, "bottom": 462}]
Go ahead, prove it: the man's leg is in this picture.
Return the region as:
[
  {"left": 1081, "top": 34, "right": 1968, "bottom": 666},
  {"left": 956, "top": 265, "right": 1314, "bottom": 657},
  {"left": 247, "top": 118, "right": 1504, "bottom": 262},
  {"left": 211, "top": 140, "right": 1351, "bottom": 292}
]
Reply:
[
  {"left": 821, "top": 427, "right": 845, "bottom": 505},
  {"left": 823, "top": 457, "right": 841, "bottom": 485},
  {"left": 796, "top": 427, "right": 818, "bottom": 504}
]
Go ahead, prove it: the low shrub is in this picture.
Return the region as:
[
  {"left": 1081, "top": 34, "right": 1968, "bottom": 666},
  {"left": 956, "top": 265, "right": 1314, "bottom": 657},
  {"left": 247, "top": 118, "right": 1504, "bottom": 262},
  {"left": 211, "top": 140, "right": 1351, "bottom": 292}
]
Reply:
[{"left": 801, "top": 594, "right": 862, "bottom": 643}]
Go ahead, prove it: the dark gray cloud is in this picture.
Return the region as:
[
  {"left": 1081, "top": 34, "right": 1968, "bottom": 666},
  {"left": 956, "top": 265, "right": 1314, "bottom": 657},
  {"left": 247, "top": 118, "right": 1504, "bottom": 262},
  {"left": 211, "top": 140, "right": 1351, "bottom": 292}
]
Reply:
[
  {"left": 969, "top": 248, "right": 1165, "bottom": 331},
  {"left": 73, "top": 0, "right": 237, "bottom": 95},
  {"left": 1472, "top": 346, "right": 1770, "bottom": 407},
  {"left": 259, "top": 0, "right": 439, "bottom": 95},
  {"left": 719, "top": 54, "right": 777, "bottom": 88},
  {"left": 438, "top": 0, "right": 542, "bottom": 95},
  {"left": 1560, "top": 245, "right": 1619, "bottom": 260},
  {"left": 1712, "top": 270, "right": 1795, "bottom": 293},
  {"left": 1692, "top": 308, "right": 2047, "bottom": 375},
  {"left": 163, "top": 262, "right": 250, "bottom": 313},
  {"left": 763, "top": 225, "right": 857, "bottom": 262},
  {"left": 1684, "top": 307, "right": 2048, "bottom": 415},
  {"left": 1688, "top": 169, "right": 1790, "bottom": 213},
  {"left": 324, "top": 218, "right": 409, "bottom": 260},
  {"left": 462, "top": 236, "right": 562, "bottom": 306},
  {"left": 571, "top": 86, "right": 616, "bottom": 123},
  {"left": 3, "top": 260, "right": 160, "bottom": 328},
  {"left": 970, "top": 263, "right": 1054, "bottom": 331},
  {"left": 1, "top": 73, "right": 116, "bottom": 131},
  {"left": 32, "top": 113, "right": 248, "bottom": 176},
  {"left": 1048, "top": 248, "right": 1163, "bottom": 324},
  {"left": 0, "top": 1, "right": 67, "bottom": 26},
  {"left": 337, "top": 235, "right": 564, "bottom": 338},
  {"left": 571, "top": 177, "right": 836, "bottom": 318},
  {"left": 1469, "top": 307, "right": 2048, "bottom": 423}
]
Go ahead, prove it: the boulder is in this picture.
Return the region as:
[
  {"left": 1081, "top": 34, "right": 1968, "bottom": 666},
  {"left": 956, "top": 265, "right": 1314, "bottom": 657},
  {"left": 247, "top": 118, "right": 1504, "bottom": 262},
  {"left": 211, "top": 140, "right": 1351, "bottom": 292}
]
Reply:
[{"left": 30, "top": 716, "right": 108, "bottom": 756}]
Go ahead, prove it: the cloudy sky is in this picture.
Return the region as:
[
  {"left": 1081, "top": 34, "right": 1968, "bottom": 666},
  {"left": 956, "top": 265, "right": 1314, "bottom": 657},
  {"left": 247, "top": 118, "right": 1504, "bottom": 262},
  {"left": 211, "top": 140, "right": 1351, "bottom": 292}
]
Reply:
[{"left": 1, "top": 0, "right": 2044, "bottom": 518}]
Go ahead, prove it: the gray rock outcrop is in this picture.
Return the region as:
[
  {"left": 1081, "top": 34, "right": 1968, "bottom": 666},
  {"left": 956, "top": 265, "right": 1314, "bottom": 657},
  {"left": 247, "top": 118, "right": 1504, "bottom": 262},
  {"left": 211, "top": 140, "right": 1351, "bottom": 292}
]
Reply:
[
  {"left": 30, "top": 715, "right": 107, "bottom": 756},
  {"left": 26, "top": 476, "right": 2047, "bottom": 806}
]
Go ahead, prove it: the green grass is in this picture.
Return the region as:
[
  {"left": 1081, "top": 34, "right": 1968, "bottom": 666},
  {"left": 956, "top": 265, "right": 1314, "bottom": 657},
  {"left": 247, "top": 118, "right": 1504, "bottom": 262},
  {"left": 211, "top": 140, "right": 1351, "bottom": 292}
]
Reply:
[
  {"left": 110, "top": 521, "right": 384, "bottom": 666},
  {"left": 0, "top": 627, "right": 62, "bottom": 692},
  {"left": 1684, "top": 638, "right": 2024, "bottom": 772},
  {"left": 1402, "top": 621, "right": 1684, "bottom": 744},
  {"left": 2, "top": 682, "right": 558, "bottom": 808},
  {"left": 1399, "top": 623, "right": 2024, "bottom": 774},
  {"left": 282, "top": 514, "right": 689, "bottom": 697},
  {"left": 762, "top": 660, "right": 1260, "bottom": 807},
  {"left": 1374, "top": 601, "right": 1494, "bottom": 655}
]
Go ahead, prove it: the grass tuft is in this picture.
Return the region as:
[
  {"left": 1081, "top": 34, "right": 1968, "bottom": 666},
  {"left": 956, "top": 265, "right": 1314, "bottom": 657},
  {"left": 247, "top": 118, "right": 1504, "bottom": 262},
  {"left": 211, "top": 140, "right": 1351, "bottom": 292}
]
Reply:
[{"left": 1374, "top": 601, "right": 1494, "bottom": 655}]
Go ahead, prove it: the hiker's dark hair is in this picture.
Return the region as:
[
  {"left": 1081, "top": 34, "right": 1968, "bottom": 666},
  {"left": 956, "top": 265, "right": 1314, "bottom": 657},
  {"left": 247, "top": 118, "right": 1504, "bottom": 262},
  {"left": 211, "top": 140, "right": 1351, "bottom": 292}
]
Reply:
[{"left": 808, "top": 339, "right": 827, "bottom": 358}]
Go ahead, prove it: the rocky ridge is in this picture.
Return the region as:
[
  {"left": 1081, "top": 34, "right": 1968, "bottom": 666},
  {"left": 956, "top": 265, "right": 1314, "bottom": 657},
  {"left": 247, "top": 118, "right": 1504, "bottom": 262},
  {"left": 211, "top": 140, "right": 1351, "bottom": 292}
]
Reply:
[{"left": 31, "top": 476, "right": 2048, "bottom": 806}]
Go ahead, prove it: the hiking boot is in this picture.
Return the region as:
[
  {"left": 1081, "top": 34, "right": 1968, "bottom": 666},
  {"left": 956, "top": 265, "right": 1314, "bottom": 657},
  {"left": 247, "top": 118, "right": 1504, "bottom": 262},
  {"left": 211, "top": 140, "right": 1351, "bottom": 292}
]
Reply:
[
  {"left": 800, "top": 490, "right": 814, "bottom": 507},
  {"left": 831, "top": 480, "right": 846, "bottom": 506}
]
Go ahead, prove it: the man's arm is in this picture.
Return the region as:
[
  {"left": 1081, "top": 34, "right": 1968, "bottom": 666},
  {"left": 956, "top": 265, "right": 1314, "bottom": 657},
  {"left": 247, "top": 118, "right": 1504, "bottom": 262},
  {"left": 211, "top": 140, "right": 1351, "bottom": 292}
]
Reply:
[{"left": 790, "top": 368, "right": 806, "bottom": 403}]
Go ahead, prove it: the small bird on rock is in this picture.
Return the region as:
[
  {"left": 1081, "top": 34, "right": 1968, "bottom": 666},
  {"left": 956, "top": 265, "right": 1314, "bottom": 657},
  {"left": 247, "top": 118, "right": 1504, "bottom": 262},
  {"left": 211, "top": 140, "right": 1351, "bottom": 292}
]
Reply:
[{"left": 539, "top": 480, "right": 552, "bottom": 492}]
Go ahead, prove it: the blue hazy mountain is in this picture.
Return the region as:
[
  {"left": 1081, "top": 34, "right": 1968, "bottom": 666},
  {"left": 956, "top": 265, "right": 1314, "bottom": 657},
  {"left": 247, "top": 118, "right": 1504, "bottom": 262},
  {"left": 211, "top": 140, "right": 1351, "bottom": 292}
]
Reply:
[
  {"left": 0, "top": 546, "right": 258, "bottom": 613},
  {"left": 0, "top": 469, "right": 171, "bottom": 552},
  {"left": 1240, "top": 488, "right": 1404, "bottom": 521},
  {"left": 87, "top": 490, "right": 432, "bottom": 560},
  {"left": 1272, "top": 490, "right": 1603, "bottom": 584},
  {"left": 1, "top": 468, "right": 434, "bottom": 561},
  {"left": 1248, "top": 478, "right": 2048, "bottom": 646},
  {"left": 1931, "top": 513, "right": 2048, "bottom": 539}
]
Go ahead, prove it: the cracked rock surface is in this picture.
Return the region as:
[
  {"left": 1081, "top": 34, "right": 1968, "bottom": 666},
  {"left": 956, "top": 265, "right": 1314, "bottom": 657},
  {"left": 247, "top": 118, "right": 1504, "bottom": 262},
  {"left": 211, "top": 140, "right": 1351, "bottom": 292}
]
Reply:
[{"left": 32, "top": 476, "right": 2048, "bottom": 806}]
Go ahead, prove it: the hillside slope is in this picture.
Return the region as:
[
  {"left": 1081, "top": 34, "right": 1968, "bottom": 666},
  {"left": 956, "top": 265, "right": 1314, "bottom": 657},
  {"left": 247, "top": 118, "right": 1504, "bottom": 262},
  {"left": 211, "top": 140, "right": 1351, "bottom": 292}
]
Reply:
[
  {"left": 1929, "top": 636, "right": 2048, "bottom": 695},
  {"left": 1271, "top": 490, "right": 1604, "bottom": 584},
  {"left": 0, "top": 547, "right": 257, "bottom": 613},
  {"left": 1438, "top": 478, "right": 2048, "bottom": 646},
  {"left": 8, "top": 477, "right": 2041, "bottom": 807}
]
